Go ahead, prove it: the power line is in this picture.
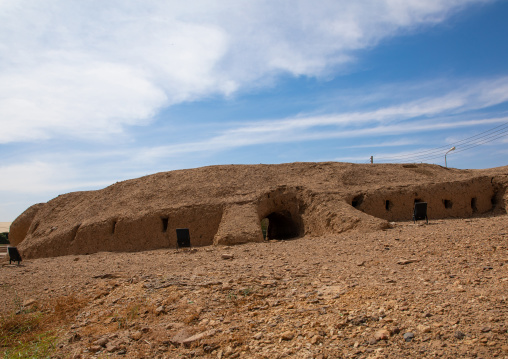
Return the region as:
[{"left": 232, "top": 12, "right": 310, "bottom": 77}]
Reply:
[{"left": 371, "top": 121, "right": 508, "bottom": 164}]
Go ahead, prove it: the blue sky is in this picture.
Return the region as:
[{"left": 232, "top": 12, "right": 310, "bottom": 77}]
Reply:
[{"left": 1, "top": 0, "right": 508, "bottom": 221}]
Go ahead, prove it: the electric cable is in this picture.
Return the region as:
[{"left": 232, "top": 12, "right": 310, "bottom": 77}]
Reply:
[{"left": 371, "top": 121, "right": 508, "bottom": 163}]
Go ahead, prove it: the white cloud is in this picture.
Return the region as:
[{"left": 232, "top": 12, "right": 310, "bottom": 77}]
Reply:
[
  {"left": 0, "top": 161, "right": 73, "bottom": 193},
  {"left": 0, "top": 0, "right": 492, "bottom": 143}
]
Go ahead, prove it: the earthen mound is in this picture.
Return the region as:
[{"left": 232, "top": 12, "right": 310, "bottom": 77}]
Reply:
[{"left": 10, "top": 162, "right": 508, "bottom": 258}]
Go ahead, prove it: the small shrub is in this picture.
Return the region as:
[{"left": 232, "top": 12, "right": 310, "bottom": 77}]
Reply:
[
  {"left": 2, "top": 331, "right": 57, "bottom": 359},
  {"left": 1, "top": 294, "right": 89, "bottom": 358},
  {"left": 0, "top": 232, "right": 8, "bottom": 244}
]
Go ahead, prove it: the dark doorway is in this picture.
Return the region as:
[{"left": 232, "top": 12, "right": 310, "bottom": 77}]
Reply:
[
  {"left": 176, "top": 228, "right": 191, "bottom": 248},
  {"left": 471, "top": 197, "right": 478, "bottom": 213},
  {"left": 263, "top": 211, "right": 300, "bottom": 240}
]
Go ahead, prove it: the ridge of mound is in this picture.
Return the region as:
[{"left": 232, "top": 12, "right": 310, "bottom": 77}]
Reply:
[{"left": 9, "top": 162, "right": 508, "bottom": 259}]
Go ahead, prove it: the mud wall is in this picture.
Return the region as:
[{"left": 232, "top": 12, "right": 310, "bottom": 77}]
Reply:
[
  {"left": 349, "top": 177, "right": 497, "bottom": 221},
  {"left": 19, "top": 204, "right": 223, "bottom": 258},
  {"left": 10, "top": 163, "right": 508, "bottom": 259},
  {"left": 301, "top": 193, "right": 391, "bottom": 236},
  {"left": 213, "top": 203, "right": 264, "bottom": 245}
]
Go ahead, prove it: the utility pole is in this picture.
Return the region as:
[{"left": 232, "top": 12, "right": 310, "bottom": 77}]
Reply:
[
  {"left": 445, "top": 147, "right": 455, "bottom": 167},
  {"left": 370, "top": 156, "right": 373, "bottom": 164}
]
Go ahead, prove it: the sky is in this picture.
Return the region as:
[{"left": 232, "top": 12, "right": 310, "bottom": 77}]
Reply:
[{"left": 1, "top": 0, "right": 508, "bottom": 221}]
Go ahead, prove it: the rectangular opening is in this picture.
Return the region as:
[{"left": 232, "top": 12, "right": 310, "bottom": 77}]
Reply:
[
  {"left": 471, "top": 197, "right": 478, "bottom": 213},
  {"left": 176, "top": 228, "right": 191, "bottom": 248},
  {"left": 443, "top": 199, "right": 453, "bottom": 209},
  {"left": 161, "top": 217, "right": 169, "bottom": 233}
]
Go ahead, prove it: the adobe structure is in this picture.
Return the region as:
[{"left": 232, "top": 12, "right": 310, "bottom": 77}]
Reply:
[{"left": 9, "top": 162, "right": 508, "bottom": 259}]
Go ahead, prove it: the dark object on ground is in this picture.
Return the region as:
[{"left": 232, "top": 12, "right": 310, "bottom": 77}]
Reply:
[
  {"left": 413, "top": 202, "right": 428, "bottom": 224},
  {"left": 8, "top": 246, "right": 22, "bottom": 265},
  {"left": 176, "top": 228, "right": 191, "bottom": 248},
  {"left": 403, "top": 332, "right": 415, "bottom": 342}
]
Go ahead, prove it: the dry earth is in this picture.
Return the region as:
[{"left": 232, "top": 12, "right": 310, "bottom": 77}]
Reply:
[
  {"left": 0, "top": 223, "right": 10, "bottom": 233},
  {"left": 1, "top": 214, "right": 507, "bottom": 358}
]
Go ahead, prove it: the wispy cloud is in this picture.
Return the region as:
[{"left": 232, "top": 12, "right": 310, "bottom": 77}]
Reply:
[
  {"left": 0, "top": 0, "right": 493, "bottom": 143},
  {"left": 130, "top": 74, "right": 508, "bottom": 163}
]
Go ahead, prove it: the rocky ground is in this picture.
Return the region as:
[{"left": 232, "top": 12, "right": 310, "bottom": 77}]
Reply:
[{"left": 1, "top": 214, "right": 507, "bottom": 358}]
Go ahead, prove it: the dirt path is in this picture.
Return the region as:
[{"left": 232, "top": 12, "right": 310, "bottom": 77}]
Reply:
[{"left": 1, "top": 215, "right": 507, "bottom": 358}]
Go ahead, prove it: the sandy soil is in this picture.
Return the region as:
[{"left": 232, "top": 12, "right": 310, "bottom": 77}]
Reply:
[
  {"left": 0, "top": 222, "right": 10, "bottom": 232},
  {"left": 1, "top": 214, "right": 507, "bottom": 358}
]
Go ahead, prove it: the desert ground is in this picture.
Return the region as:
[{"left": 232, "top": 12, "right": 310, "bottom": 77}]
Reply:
[
  {"left": 0, "top": 222, "right": 10, "bottom": 233},
  {"left": 1, "top": 214, "right": 507, "bottom": 358}
]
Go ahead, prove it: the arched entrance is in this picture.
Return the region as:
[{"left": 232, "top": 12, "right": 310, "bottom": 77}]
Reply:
[{"left": 262, "top": 210, "right": 301, "bottom": 240}]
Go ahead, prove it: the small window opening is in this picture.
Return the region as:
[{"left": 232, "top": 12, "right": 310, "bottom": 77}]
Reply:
[
  {"left": 471, "top": 197, "right": 478, "bottom": 213},
  {"left": 491, "top": 194, "right": 497, "bottom": 207},
  {"left": 352, "top": 194, "right": 364, "bottom": 208},
  {"left": 443, "top": 199, "right": 453, "bottom": 209},
  {"left": 161, "top": 217, "right": 169, "bottom": 233},
  {"left": 111, "top": 220, "right": 117, "bottom": 234},
  {"left": 385, "top": 200, "right": 392, "bottom": 211}
]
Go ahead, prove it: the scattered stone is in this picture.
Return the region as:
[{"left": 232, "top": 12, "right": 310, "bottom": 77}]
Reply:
[
  {"left": 106, "top": 343, "right": 119, "bottom": 352},
  {"left": 374, "top": 329, "right": 390, "bottom": 341},
  {"left": 481, "top": 326, "right": 491, "bottom": 333},
  {"left": 310, "top": 335, "right": 323, "bottom": 344},
  {"left": 221, "top": 282, "right": 233, "bottom": 290},
  {"left": 88, "top": 345, "right": 102, "bottom": 353},
  {"left": 94, "top": 337, "right": 109, "bottom": 347},
  {"left": 170, "top": 328, "right": 193, "bottom": 345},
  {"left": 253, "top": 332, "right": 263, "bottom": 340},
  {"left": 454, "top": 331, "right": 466, "bottom": 340},
  {"left": 403, "top": 332, "right": 415, "bottom": 342},
  {"left": 397, "top": 259, "right": 419, "bottom": 265},
  {"left": 22, "top": 299, "right": 36, "bottom": 307},
  {"left": 417, "top": 324, "right": 431, "bottom": 333},
  {"left": 155, "top": 305, "right": 165, "bottom": 315},
  {"left": 181, "top": 330, "right": 216, "bottom": 345},
  {"left": 281, "top": 331, "right": 294, "bottom": 341},
  {"left": 368, "top": 337, "right": 378, "bottom": 345},
  {"left": 221, "top": 253, "right": 234, "bottom": 260},
  {"left": 129, "top": 331, "right": 142, "bottom": 341}
]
